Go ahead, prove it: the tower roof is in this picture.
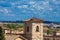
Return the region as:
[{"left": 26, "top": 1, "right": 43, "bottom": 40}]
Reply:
[{"left": 24, "top": 18, "right": 44, "bottom": 23}]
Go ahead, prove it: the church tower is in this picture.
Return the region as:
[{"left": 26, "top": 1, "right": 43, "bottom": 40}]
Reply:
[{"left": 24, "top": 18, "right": 43, "bottom": 40}]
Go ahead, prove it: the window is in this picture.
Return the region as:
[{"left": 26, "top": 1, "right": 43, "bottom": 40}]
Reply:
[
  {"left": 44, "top": 38, "right": 50, "bottom": 40},
  {"left": 36, "top": 26, "right": 39, "bottom": 32},
  {"left": 47, "top": 39, "right": 50, "bottom": 40},
  {"left": 27, "top": 26, "right": 29, "bottom": 32},
  {"left": 44, "top": 38, "right": 46, "bottom": 40}
]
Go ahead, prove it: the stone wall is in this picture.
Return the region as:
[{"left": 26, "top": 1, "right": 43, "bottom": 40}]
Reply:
[{"left": 5, "top": 34, "right": 20, "bottom": 40}]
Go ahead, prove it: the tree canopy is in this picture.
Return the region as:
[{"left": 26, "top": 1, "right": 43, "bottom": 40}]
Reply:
[
  {"left": 0, "top": 27, "right": 5, "bottom": 40},
  {"left": 6, "top": 24, "right": 24, "bottom": 30}
]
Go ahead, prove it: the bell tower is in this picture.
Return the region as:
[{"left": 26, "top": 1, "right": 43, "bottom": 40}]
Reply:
[{"left": 24, "top": 18, "right": 43, "bottom": 40}]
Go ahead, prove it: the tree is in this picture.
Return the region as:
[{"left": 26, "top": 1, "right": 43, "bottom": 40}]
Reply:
[
  {"left": 6, "top": 24, "right": 15, "bottom": 34},
  {"left": 6, "top": 23, "right": 24, "bottom": 34},
  {"left": 47, "top": 29, "right": 51, "bottom": 35},
  {"left": 0, "top": 27, "right": 5, "bottom": 40},
  {"left": 6, "top": 24, "right": 24, "bottom": 29}
]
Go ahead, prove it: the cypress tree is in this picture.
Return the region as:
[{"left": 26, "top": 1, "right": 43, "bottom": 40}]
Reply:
[{"left": 0, "top": 27, "right": 5, "bottom": 40}]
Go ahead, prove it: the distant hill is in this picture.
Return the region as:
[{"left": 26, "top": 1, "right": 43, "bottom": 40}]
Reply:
[
  {"left": 0, "top": 21, "right": 60, "bottom": 24},
  {"left": 0, "top": 21, "right": 24, "bottom": 23},
  {"left": 44, "top": 21, "right": 60, "bottom": 24}
]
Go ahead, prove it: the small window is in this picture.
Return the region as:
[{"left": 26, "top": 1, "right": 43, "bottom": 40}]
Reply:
[
  {"left": 47, "top": 39, "right": 50, "bottom": 40},
  {"left": 27, "top": 26, "right": 29, "bottom": 32},
  {"left": 44, "top": 38, "right": 50, "bottom": 40},
  {"left": 36, "top": 26, "right": 39, "bottom": 32},
  {"left": 44, "top": 38, "right": 46, "bottom": 40}
]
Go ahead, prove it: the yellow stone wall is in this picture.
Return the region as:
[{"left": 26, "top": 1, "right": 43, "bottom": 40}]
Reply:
[{"left": 32, "top": 23, "right": 43, "bottom": 40}]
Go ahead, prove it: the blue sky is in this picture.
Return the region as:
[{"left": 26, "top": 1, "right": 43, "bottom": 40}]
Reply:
[{"left": 0, "top": 0, "right": 60, "bottom": 22}]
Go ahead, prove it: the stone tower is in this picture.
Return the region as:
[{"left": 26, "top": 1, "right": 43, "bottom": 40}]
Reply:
[{"left": 24, "top": 18, "right": 43, "bottom": 40}]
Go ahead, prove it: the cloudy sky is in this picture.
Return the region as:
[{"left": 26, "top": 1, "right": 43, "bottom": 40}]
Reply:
[{"left": 0, "top": 0, "right": 60, "bottom": 22}]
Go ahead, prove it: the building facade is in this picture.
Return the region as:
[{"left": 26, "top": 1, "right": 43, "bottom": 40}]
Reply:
[{"left": 24, "top": 18, "right": 43, "bottom": 40}]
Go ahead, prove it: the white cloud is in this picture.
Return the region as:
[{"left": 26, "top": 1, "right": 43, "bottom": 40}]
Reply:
[
  {"left": 43, "top": 1, "right": 49, "bottom": 5},
  {"left": 4, "top": 9, "right": 9, "bottom": 13},
  {"left": 54, "top": 12, "right": 59, "bottom": 16},
  {"left": 48, "top": 7, "right": 53, "bottom": 11},
  {"left": 11, "top": 2, "right": 20, "bottom": 5},
  {"left": 4, "top": 13, "right": 16, "bottom": 16},
  {"left": 7, "top": 14, "right": 15, "bottom": 16},
  {"left": 29, "top": 1, "right": 36, "bottom": 4},
  {"left": 0, "top": 8, "right": 15, "bottom": 16},
  {"left": 10, "top": 1, "right": 21, "bottom": 7},
  {"left": 30, "top": 8, "right": 35, "bottom": 11},
  {"left": 53, "top": 0, "right": 60, "bottom": 4},
  {"left": 17, "top": 6, "right": 22, "bottom": 8},
  {"left": 0, "top": 8, "right": 13, "bottom": 15},
  {"left": 17, "top": 5, "right": 28, "bottom": 9},
  {"left": 0, "top": 8, "right": 9, "bottom": 13},
  {"left": 11, "top": 2, "right": 16, "bottom": 6},
  {"left": 22, "top": 10, "right": 27, "bottom": 12},
  {"left": 22, "top": 5, "right": 28, "bottom": 8},
  {"left": 17, "top": 1, "right": 52, "bottom": 13},
  {"left": 30, "top": 1, "right": 50, "bottom": 11},
  {"left": 38, "top": 6, "right": 44, "bottom": 10}
]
